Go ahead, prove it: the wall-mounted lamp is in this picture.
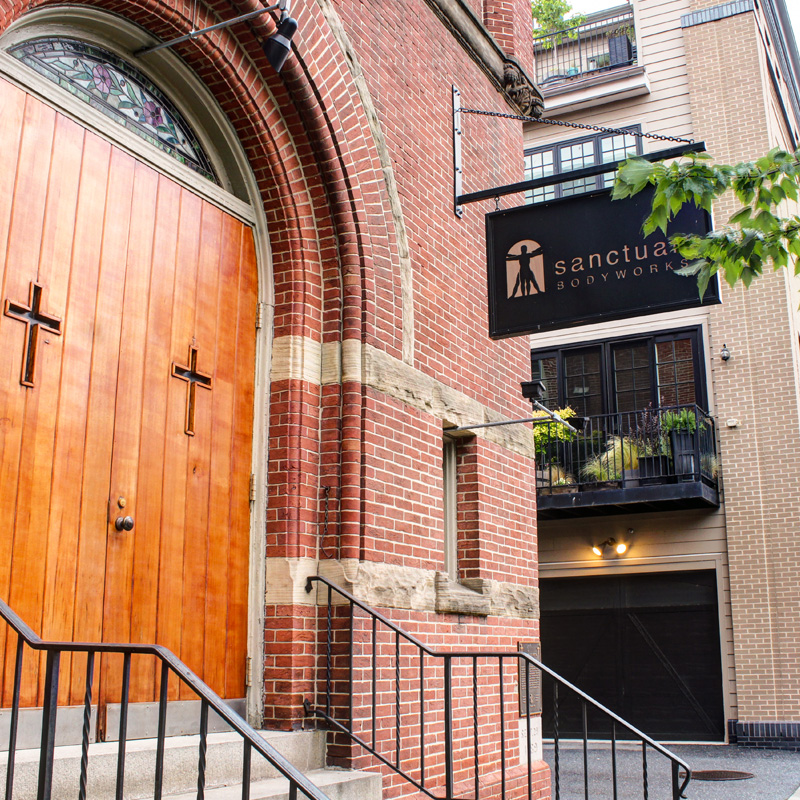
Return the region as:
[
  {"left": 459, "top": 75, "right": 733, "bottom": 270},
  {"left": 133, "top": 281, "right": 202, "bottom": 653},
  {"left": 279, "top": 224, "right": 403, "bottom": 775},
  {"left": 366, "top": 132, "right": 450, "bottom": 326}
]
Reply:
[
  {"left": 262, "top": 14, "right": 299, "bottom": 71},
  {"left": 592, "top": 538, "right": 627, "bottom": 558},
  {"left": 137, "top": 0, "right": 298, "bottom": 72},
  {"left": 720, "top": 344, "right": 731, "bottom": 362}
]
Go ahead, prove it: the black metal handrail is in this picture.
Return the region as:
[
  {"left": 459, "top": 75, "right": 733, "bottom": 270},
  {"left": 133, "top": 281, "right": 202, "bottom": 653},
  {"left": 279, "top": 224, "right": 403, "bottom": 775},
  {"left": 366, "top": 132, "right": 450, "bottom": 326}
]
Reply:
[
  {"left": 0, "top": 598, "right": 330, "bottom": 800},
  {"left": 305, "top": 575, "right": 692, "bottom": 800},
  {"left": 536, "top": 403, "right": 718, "bottom": 494},
  {"left": 533, "top": 10, "right": 637, "bottom": 86}
]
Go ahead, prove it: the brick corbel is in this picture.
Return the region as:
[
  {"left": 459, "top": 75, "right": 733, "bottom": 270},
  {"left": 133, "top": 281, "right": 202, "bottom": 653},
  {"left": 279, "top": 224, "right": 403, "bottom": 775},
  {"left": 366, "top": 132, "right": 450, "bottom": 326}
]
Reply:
[{"left": 424, "top": 0, "right": 544, "bottom": 117}]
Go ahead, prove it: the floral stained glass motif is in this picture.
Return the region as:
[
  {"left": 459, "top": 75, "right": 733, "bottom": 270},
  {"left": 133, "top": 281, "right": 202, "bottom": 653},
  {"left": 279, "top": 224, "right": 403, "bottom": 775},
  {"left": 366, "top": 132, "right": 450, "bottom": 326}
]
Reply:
[{"left": 9, "top": 38, "right": 219, "bottom": 184}]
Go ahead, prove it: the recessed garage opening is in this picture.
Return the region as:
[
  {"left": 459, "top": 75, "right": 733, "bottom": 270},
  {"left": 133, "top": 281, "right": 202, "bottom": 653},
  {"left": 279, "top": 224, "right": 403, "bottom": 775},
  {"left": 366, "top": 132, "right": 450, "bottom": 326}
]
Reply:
[{"left": 540, "top": 570, "right": 725, "bottom": 742}]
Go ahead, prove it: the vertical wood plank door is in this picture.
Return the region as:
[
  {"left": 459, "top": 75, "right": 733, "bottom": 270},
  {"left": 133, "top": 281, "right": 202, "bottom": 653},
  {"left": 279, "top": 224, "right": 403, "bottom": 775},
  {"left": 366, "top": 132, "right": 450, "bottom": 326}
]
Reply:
[{"left": 0, "top": 77, "right": 256, "bottom": 707}]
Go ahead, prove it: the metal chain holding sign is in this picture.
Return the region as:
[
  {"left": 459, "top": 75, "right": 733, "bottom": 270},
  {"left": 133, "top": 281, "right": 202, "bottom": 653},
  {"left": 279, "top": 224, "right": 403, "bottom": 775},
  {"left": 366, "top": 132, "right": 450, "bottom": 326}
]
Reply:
[{"left": 459, "top": 108, "right": 696, "bottom": 145}]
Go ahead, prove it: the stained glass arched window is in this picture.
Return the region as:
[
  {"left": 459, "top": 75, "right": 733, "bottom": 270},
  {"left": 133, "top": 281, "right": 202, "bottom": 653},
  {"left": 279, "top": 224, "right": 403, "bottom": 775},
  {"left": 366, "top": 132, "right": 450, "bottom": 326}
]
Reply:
[{"left": 9, "top": 37, "right": 219, "bottom": 184}]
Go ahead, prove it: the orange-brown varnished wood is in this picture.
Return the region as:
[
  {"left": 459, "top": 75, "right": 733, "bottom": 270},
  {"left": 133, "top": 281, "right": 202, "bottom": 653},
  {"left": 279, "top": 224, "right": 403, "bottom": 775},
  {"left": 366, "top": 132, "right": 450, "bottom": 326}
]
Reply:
[
  {"left": 54, "top": 131, "right": 114, "bottom": 706},
  {"left": 101, "top": 158, "right": 160, "bottom": 705},
  {"left": 0, "top": 80, "right": 32, "bottom": 707},
  {"left": 226, "top": 226, "right": 257, "bottom": 698},
  {"left": 178, "top": 201, "right": 221, "bottom": 699},
  {"left": 0, "top": 79, "right": 256, "bottom": 709},
  {"left": 30, "top": 112, "right": 85, "bottom": 707},
  {"left": 158, "top": 190, "right": 199, "bottom": 701},
  {"left": 128, "top": 175, "right": 181, "bottom": 702},
  {"left": 2, "top": 93, "right": 57, "bottom": 707},
  {"left": 77, "top": 144, "right": 137, "bottom": 710},
  {"left": 205, "top": 214, "right": 242, "bottom": 697}
]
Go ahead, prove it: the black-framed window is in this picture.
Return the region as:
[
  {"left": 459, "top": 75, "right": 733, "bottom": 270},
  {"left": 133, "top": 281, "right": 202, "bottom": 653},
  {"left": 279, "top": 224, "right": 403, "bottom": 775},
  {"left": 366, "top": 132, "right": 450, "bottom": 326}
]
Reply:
[
  {"left": 531, "top": 327, "right": 707, "bottom": 416},
  {"left": 524, "top": 126, "right": 642, "bottom": 204}
]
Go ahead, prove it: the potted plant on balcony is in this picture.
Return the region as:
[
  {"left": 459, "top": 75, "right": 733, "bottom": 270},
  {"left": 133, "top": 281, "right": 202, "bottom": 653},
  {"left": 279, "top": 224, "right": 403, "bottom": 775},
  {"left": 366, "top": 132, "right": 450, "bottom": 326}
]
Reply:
[
  {"left": 538, "top": 464, "right": 577, "bottom": 494},
  {"left": 635, "top": 404, "right": 672, "bottom": 485},
  {"left": 533, "top": 406, "right": 577, "bottom": 492},
  {"left": 607, "top": 24, "right": 634, "bottom": 67},
  {"left": 579, "top": 435, "right": 638, "bottom": 490},
  {"left": 660, "top": 408, "right": 700, "bottom": 480}
]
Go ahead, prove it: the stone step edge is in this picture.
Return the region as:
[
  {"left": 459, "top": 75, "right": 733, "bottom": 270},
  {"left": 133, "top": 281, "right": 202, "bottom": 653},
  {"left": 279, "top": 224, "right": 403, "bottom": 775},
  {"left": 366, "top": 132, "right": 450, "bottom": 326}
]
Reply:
[
  {"left": 160, "top": 768, "right": 382, "bottom": 800},
  {"left": 0, "top": 730, "right": 329, "bottom": 799},
  {"left": 6, "top": 728, "right": 324, "bottom": 763}
]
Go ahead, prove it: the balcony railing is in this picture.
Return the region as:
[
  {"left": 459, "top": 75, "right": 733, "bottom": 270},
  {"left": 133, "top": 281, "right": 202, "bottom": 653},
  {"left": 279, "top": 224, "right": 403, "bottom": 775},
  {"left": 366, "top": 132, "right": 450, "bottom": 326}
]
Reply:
[
  {"left": 533, "top": 8, "right": 637, "bottom": 87},
  {"left": 536, "top": 404, "right": 719, "bottom": 518}
]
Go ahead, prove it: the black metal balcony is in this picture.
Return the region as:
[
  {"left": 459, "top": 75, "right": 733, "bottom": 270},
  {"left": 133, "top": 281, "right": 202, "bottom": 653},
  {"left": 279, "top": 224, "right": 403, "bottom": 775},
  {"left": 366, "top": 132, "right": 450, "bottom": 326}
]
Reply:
[
  {"left": 536, "top": 404, "right": 720, "bottom": 519},
  {"left": 533, "top": 7, "right": 637, "bottom": 87}
]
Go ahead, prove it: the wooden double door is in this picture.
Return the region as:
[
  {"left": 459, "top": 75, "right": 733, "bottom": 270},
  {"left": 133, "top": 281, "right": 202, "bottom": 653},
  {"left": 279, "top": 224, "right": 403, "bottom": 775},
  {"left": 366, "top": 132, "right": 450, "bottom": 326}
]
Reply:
[{"left": 0, "top": 77, "right": 257, "bottom": 709}]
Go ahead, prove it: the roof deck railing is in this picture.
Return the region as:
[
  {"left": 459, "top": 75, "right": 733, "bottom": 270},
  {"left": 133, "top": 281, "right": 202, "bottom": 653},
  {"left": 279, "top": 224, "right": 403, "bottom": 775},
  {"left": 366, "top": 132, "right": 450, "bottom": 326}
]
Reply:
[{"left": 533, "top": 8, "right": 637, "bottom": 86}]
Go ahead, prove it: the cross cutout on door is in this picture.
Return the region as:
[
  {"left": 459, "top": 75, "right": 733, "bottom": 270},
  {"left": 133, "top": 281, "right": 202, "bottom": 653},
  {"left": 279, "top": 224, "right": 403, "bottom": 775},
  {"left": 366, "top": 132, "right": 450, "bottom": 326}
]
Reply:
[
  {"left": 171, "top": 344, "right": 213, "bottom": 436},
  {"left": 4, "top": 281, "right": 63, "bottom": 387}
]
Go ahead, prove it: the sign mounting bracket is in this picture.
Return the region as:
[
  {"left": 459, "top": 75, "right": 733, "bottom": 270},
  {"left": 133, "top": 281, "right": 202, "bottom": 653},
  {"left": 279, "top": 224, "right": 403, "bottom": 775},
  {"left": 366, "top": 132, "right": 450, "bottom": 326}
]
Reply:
[{"left": 450, "top": 96, "right": 705, "bottom": 209}]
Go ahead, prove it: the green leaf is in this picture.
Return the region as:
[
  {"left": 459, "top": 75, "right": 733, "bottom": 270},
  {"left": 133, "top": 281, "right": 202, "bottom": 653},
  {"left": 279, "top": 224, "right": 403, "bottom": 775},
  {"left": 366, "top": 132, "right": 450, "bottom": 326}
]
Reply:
[
  {"left": 781, "top": 178, "right": 798, "bottom": 201},
  {"left": 675, "top": 259, "right": 702, "bottom": 276},
  {"left": 729, "top": 207, "right": 752, "bottom": 225},
  {"left": 697, "top": 268, "right": 711, "bottom": 299}
]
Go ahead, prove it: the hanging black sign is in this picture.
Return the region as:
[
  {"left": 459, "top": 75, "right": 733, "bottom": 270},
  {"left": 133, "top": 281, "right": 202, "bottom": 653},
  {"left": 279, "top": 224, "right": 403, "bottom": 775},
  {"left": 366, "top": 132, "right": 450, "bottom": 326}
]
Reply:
[{"left": 486, "top": 187, "right": 719, "bottom": 338}]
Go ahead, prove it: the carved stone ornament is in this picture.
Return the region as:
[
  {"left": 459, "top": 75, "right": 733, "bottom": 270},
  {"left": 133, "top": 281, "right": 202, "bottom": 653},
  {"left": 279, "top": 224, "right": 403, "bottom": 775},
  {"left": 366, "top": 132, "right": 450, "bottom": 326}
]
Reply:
[
  {"left": 503, "top": 62, "right": 544, "bottom": 118},
  {"left": 423, "top": 0, "right": 544, "bottom": 118}
]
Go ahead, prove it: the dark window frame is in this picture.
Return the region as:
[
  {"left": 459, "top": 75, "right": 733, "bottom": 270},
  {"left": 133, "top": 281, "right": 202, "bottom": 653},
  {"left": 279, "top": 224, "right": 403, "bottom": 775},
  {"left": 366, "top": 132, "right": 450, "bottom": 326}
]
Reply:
[
  {"left": 530, "top": 326, "right": 708, "bottom": 415},
  {"left": 523, "top": 125, "right": 643, "bottom": 203}
]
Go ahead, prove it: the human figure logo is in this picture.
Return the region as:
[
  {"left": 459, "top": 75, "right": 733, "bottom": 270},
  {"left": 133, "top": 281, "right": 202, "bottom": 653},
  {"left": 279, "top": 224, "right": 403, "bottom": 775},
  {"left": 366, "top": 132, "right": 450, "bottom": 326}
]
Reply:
[{"left": 505, "top": 239, "right": 544, "bottom": 298}]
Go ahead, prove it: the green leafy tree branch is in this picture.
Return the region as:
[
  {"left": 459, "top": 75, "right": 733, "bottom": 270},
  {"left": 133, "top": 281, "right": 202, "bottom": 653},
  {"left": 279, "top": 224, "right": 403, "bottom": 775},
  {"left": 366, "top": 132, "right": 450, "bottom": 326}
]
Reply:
[
  {"left": 532, "top": 0, "right": 585, "bottom": 46},
  {"left": 612, "top": 148, "right": 800, "bottom": 298}
]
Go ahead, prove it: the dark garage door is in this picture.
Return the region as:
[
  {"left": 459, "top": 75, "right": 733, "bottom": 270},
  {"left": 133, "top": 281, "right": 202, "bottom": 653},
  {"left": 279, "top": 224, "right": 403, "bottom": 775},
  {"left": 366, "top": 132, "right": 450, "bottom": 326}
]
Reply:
[{"left": 540, "top": 570, "right": 724, "bottom": 741}]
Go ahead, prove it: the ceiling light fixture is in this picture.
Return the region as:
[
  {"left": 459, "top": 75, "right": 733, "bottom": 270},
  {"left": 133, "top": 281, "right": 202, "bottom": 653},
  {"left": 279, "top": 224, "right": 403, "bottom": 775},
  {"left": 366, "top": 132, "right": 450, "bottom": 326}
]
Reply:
[{"left": 592, "top": 538, "right": 627, "bottom": 558}]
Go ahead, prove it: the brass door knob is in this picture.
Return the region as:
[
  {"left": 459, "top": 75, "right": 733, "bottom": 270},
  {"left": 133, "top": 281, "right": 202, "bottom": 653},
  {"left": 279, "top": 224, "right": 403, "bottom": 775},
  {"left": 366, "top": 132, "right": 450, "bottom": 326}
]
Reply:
[{"left": 114, "top": 516, "right": 134, "bottom": 532}]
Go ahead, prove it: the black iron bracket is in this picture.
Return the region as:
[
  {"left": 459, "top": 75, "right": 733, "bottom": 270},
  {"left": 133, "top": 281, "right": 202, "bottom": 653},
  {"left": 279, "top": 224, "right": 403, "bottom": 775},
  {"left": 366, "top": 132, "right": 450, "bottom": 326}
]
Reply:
[{"left": 452, "top": 104, "right": 705, "bottom": 211}]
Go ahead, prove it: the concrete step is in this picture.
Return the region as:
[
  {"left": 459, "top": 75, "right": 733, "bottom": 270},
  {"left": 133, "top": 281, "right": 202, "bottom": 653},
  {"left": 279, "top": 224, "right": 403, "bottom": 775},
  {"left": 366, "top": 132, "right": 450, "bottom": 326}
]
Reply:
[
  {"left": 0, "top": 729, "right": 382, "bottom": 800},
  {"left": 161, "top": 768, "right": 381, "bottom": 800}
]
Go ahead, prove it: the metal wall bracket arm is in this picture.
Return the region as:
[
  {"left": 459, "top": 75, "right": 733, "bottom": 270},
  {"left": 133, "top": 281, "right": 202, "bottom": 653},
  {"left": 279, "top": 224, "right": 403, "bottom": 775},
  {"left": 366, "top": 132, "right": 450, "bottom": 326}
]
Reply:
[
  {"left": 453, "top": 85, "right": 464, "bottom": 218},
  {"left": 445, "top": 401, "right": 579, "bottom": 433},
  {"left": 136, "top": 0, "right": 290, "bottom": 56},
  {"left": 455, "top": 140, "right": 705, "bottom": 208}
]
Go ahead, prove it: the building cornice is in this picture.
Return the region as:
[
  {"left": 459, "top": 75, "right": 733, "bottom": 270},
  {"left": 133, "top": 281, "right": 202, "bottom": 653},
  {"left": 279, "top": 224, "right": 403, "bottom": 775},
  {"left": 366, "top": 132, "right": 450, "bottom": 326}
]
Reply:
[{"left": 424, "top": 0, "right": 544, "bottom": 117}]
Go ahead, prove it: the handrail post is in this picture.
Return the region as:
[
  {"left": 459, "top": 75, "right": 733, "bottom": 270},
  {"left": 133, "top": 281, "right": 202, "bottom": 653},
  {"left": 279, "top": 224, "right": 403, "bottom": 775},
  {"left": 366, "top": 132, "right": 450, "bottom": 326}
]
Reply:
[
  {"left": 36, "top": 650, "right": 60, "bottom": 800},
  {"left": 672, "top": 759, "right": 680, "bottom": 800},
  {"left": 444, "top": 655, "right": 454, "bottom": 799},
  {"left": 6, "top": 635, "right": 24, "bottom": 800},
  {"left": 155, "top": 662, "right": 169, "bottom": 800},
  {"left": 116, "top": 652, "right": 132, "bottom": 800}
]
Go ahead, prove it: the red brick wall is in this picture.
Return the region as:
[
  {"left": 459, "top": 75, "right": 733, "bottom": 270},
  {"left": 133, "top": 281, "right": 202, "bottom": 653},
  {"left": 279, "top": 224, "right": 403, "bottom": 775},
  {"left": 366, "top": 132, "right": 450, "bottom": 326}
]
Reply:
[
  {"left": 320, "top": 605, "right": 548, "bottom": 800},
  {"left": 1, "top": 0, "right": 547, "bottom": 795}
]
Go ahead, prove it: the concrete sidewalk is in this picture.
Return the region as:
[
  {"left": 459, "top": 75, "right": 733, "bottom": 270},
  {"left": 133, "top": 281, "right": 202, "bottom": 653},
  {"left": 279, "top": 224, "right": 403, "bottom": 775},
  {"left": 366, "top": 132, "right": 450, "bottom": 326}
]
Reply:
[{"left": 543, "top": 742, "right": 800, "bottom": 800}]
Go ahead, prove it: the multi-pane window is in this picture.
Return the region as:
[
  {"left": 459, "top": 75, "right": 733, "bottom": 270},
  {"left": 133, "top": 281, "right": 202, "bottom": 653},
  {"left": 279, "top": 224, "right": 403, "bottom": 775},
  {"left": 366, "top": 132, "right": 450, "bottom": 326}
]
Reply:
[
  {"left": 524, "top": 127, "right": 642, "bottom": 203},
  {"left": 655, "top": 338, "right": 697, "bottom": 406},
  {"left": 531, "top": 328, "right": 706, "bottom": 415},
  {"left": 563, "top": 348, "right": 604, "bottom": 417}
]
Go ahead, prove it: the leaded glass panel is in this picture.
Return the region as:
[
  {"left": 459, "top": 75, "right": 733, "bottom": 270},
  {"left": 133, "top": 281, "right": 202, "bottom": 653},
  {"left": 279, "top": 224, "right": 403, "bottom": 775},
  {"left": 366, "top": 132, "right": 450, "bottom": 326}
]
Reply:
[{"left": 9, "top": 38, "right": 218, "bottom": 183}]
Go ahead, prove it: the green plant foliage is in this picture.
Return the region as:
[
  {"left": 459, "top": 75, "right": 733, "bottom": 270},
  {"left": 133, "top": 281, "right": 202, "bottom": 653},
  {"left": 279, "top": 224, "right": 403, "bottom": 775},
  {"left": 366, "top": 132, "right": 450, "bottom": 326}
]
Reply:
[
  {"left": 659, "top": 408, "right": 698, "bottom": 434},
  {"left": 613, "top": 147, "right": 800, "bottom": 297},
  {"left": 532, "top": 0, "right": 585, "bottom": 46},
  {"left": 531, "top": 406, "right": 577, "bottom": 457},
  {"left": 580, "top": 435, "right": 639, "bottom": 482}
]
